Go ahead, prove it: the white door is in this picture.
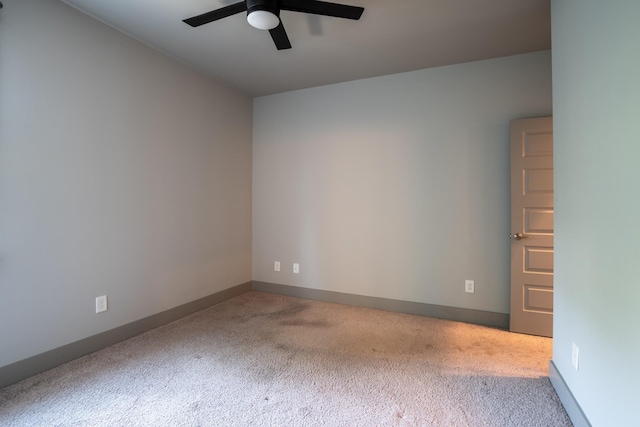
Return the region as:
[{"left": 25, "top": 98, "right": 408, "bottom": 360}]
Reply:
[{"left": 509, "top": 117, "right": 554, "bottom": 337}]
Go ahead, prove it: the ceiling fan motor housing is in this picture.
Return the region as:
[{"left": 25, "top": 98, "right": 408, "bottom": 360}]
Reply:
[{"left": 247, "top": 0, "right": 281, "bottom": 17}]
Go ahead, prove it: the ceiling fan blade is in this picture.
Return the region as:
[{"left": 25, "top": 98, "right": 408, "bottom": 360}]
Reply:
[
  {"left": 183, "top": 2, "right": 247, "bottom": 27},
  {"left": 269, "top": 22, "right": 292, "bottom": 50},
  {"left": 281, "top": 0, "right": 364, "bottom": 20}
]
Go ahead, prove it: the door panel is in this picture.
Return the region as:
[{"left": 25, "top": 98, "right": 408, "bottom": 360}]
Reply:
[
  {"left": 510, "top": 117, "right": 553, "bottom": 337},
  {"left": 525, "top": 168, "right": 553, "bottom": 193},
  {"left": 525, "top": 208, "right": 553, "bottom": 234},
  {"left": 524, "top": 247, "right": 554, "bottom": 273}
]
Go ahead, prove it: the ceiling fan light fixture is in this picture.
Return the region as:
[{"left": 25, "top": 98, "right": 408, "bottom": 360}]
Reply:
[{"left": 247, "top": 10, "right": 279, "bottom": 30}]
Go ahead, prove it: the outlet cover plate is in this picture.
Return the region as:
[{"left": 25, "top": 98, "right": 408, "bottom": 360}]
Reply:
[
  {"left": 465, "top": 280, "right": 475, "bottom": 293},
  {"left": 96, "top": 295, "right": 108, "bottom": 313}
]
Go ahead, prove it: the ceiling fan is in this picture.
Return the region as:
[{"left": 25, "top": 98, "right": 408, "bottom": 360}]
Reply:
[{"left": 183, "top": 0, "right": 364, "bottom": 50}]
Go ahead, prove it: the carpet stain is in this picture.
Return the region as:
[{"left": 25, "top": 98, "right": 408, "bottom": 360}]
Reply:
[
  {"left": 279, "top": 319, "right": 330, "bottom": 328},
  {"left": 268, "top": 302, "right": 310, "bottom": 318},
  {"left": 229, "top": 301, "right": 310, "bottom": 323}
]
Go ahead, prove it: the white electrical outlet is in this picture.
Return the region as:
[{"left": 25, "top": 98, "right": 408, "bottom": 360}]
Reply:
[
  {"left": 572, "top": 343, "right": 579, "bottom": 370},
  {"left": 293, "top": 263, "right": 300, "bottom": 274},
  {"left": 274, "top": 261, "right": 281, "bottom": 272},
  {"left": 465, "top": 280, "right": 475, "bottom": 293},
  {"left": 96, "top": 295, "right": 108, "bottom": 313}
]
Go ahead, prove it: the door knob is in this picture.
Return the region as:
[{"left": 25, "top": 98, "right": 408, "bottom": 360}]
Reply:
[{"left": 510, "top": 232, "right": 530, "bottom": 240}]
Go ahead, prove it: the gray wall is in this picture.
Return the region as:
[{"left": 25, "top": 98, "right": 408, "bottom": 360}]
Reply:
[
  {"left": 253, "top": 52, "right": 552, "bottom": 314},
  {"left": 552, "top": 0, "right": 640, "bottom": 425},
  {"left": 0, "top": 0, "right": 253, "bottom": 367}
]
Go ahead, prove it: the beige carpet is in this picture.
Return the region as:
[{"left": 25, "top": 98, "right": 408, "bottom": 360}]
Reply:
[{"left": 0, "top": 291, "right": 571, "bottom": 426}]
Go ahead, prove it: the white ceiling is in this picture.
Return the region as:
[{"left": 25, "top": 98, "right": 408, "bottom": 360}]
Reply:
[{"left": 60, "top": 0, "right": 551, "bottom": 97}]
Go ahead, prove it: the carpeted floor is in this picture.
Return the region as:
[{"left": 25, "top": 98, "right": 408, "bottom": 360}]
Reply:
[{"left": 0, "top": 291, "right": 572, "bottom": 426}]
